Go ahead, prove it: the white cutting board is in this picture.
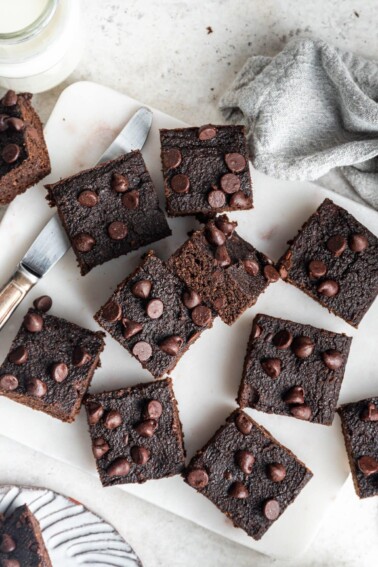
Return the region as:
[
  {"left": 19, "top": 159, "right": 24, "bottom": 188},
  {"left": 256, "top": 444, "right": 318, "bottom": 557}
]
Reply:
[{"left": 0, "top": 81, "right": 377, "bottom": 560}]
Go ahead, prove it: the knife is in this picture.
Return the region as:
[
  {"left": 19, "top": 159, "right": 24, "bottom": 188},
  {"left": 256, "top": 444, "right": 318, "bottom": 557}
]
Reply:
[{"left": 0, "top": 106, "right": 153, "bottom": 331}]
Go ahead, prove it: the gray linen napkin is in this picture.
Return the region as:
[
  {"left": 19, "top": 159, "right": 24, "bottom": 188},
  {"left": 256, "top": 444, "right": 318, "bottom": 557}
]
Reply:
[{"left": 220, "top": 38, "right": 378, "bottom": 210}]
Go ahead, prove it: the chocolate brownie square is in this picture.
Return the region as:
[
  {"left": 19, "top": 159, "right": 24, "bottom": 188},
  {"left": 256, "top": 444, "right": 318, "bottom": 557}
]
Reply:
[
  {"left": 238, "top": 314, "right": 352, "bottom": 425},
  {"left": 184, "top": 409, "right": 312, "bottom": 540},
  {"left": 0, "top": 504, "right": 52, "bottom": 567},
  {"left": 95, "top": 251, "right": 215, "bottom": 379},
  {"left": 46, "top": 151, "right": 171, "bottom": 275},
  {"left": 160, "top": 124, "right": 252, "bottom": 216},
  {"left": 84, "top": 377, "right": 185, "bottom": 486},
  {"left": 0, "top": 296, "right": 105, "bottom": 422},
  {"left": 277, "top": 198, "right": 378, "bottom": 327},
  {"left": 338, "top": 398, "right": 378, "bottom": 498},
  {"left": 168, "top": 215, "right": 279, "bottom": 325},
  {"left": 0, "top": 90, "right": 51, "bottom": 204}
]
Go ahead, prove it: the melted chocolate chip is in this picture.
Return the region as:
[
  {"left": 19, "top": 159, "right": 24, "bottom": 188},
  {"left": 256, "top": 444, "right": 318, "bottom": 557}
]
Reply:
[
  {"left": 235, "top": 412, "right": 252, "bottom": 435},
  {"left": 33, "top": 295, "right": 52, "bottom": 312},
  {"left": 26, "top": 378, "right": 47, "bottom": 398},
  {"left": 104, "top": 410, "right": 123, "bottom": 429},
  {"left": 122, "top": 319, "right": 143, "bottom": 339},
  {"left": 135, "top": 419, "right": 158, "bottom": 438},
  {"left": 112, "top": 173, "right": 129, "bottom": 193},
  {"left": 308, "top": 259, "right": 327, "bottom": 279},
  {"left": 357, "top": 456, "right": 378, "bottom": 476},
  {"left": 162, "top": 148, "right": 182, "bottom": 169},
  {"left": 263, "top": 499, "right": 280, "bottom": 520},
  {"left": 8, "top": 345, "right": 28, "bottom": 365},
  {"left": 361, "top": 402, "right": 378, "bottom": 422},
  {"left": 243, "top": 259, "right": 259, "bottom": 276},
  {"left": 131, "top": 446, "right": 150, "bottom": 465},
  {"left": 220, "top": 173, "right": 241, "bottom": 194},
  {"left": 92, "top": 437, "right": 110, "bottom": 459},
  {"left": 0, "top": 534, "right": 16, "bottom": 553},
  {"left": 229, "top": 481, "right": 249, "bottom": 499},
  {"left": 0, "top": 374, "right": 18, "bottom": 391},
  {"left": 191, "top": 305, "right": 212, "bottom": 326},
  {"left": 102, "top": 301, "right": 122, "bottom": 323},
  {"left": 198, "top": 124, "right": 217, "bottom": 140},
  {"left": 171, "top": 174, "right": 190, "bottom": 194},
  {"left": 122, "top": 190, "right": 139, "bottom": 209},
  {"left": 132, "top": 279, "right": 152, "bottom": 299},
  {"left": 107, "top": 458, "right": 130, "bottom": 476},
  {"left": 183, "top": 289, "right": 201, "bottom": 309},
  {"left": 225, "top": 152, "right": 246, "bottom": 173},
  {"left": 263, "top": 265, "right": 280, "bottom": 282},
  {"left": 272, "top": 329, "right": 293, "bottom": 349},
  {"left": 145, "top": 400, "right": 163, "bottom": 419},
  {"left": 283, "top": 386, "right": 305, "bottom": 405},
  {"left": 266, "top": 463, "right": 286, "bottom": 482},
  {"left": 292, "top": 336, "right": 314, "bottom": 359},
  {"left": 186, "top": 468, "right": 209, "bottom": 488},
  {"left": 322, "top": 350, "right": 343, "bottom": 370},
  {"left": 290, "top": 404, "right": 312, "bottom": 421},
  {"left": 50, "top": 362, "right": 69, "bottom": 383},
  {"left": 132, "top": 341, "right": 152, "bottom": 361},
  {"left": 207, "top": 189, "right": 226, "bottom": 209},
  {"left": 349, "top": 233, "right": 368, "bottom": 252},
  {"left": 159, "top": 335, "right": 183, "bottom": 356},
  {"left": 87, "top": 403, "right": 104, "bottom": 425},
  {"left": 229, "top": 191, "right": 249, "bottom": 208},
  {"left": 2, "top": 90, "right": 17, "bottom": 106},
  {"left": 215, "top": 245, "right": 231, "bottom": 267},
  {"left": 24, "top": 312, "right": 43, "bottom": 333},
  {"left": 235, "top": 450, "right": 255, "bottom": 474},
  {"left": 73, "top": 233, "right": 96, "bottom": 253},
  {"left": 214, "top": 216, "right": 236, "bottom": 237},
  {"left": 205, "top": 224, "right": 226, "bottom": 246},
  {"left": 261, "top": 358, "right": 281, "bottom": 378},
  {"left": 326, "top": 235, "right": 347, "bottom": 256},
  {"left": 78, "top": 190, "right": 98, "bottom": 207},
  {"left": 146, "top": 298, "right": 164, "bottom": 319},
  {"left": 108, "top": 221, "right": 128, "bottom": 240},
  {"left": 317, "top": 280, "right": 339, "bottom": 297},
  {"left": 2, "top": 143, "right": 20, "bottom": 163},
  {"left": 72, "top": 346, "right": 92, "bottom": 367}
]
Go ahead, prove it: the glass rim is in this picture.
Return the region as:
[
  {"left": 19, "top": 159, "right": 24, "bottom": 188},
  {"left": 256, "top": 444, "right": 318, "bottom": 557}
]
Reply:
[{"left": 0, "top": 0, "right": 59, "bottom": 45}]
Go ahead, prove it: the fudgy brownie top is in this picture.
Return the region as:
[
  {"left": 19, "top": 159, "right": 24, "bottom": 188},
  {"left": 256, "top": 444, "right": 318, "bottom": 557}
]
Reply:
[
  {"left": 238, "top": 314, "right": 352, "bottom": 425},
  {"left": 46, "top": 151, "right": 171, "bottom": 275},
  {"left": 168, "top": 215, "right": 278, "bottom": 325},
  {"left": 338, "top": 398, "right": 378, "bottom": 498},
  {"left": 278, "top": 198, "right": 378, "bottom": 327},
  {"left": 0, "top": 300, "right": 105, "bottom": 422},
  {"left": 160, "top": 125, "right": 252, "bottom": 216},
  {"left": 0, "top": 504, "right": 52, "bottom": 567},
  {"left": 184, "top": 410, "right": 312, "bottom": 540},
  {"left": 0, "top": 91, "right": 30, "bottom": 177},
  {"left": 84, "top": 378, "right": 185, "bottom": 486},
  {"left": 95, "top": 251, "right": 215, "bottom": 379}
]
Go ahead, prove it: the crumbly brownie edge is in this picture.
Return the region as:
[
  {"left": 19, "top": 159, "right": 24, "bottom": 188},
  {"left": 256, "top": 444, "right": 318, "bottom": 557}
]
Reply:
[
  {"left": 25, "top": 505, "right": 53, "bottom": 567},
  {"left": 337, "top": 407, "right": 364, "bottom": 498},
  {"left": 237, "top": 318, "right": 261, "bottom": 408}
]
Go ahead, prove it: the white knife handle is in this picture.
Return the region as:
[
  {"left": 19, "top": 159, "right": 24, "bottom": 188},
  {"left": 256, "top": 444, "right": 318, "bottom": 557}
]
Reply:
[{"left": 0, "top": 265, "right": 38, "bottom": 331}]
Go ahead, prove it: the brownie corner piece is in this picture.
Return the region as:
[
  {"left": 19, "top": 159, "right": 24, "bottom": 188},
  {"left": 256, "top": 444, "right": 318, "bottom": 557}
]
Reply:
[
  {"left": 94, "top": 250, "right": 215, "bottom": 379},
  {"left": 160, "top": 124, "right": 253, "bottom": 217},
  {"left": 277, "top": 198, "right": 378, "bottom": 327},
  {"left": 183, "top": 409, "right": 312, "bottom": 540},
  {"left": 338, "top": 397, "right": 378, "bottom": 498},
  {"left": 0, "top": 90, "right": 51, "bottom": 205},
  {"left": 84, "top": 377, "right": 185, "bottom": 486},
  {"left": 238, "top": 314, "right": 352, "bottom": 425},
  {"left": 46, "top": 150, "right": 171, "bottom": 275},
  {"left": 0, "top": 298, "right": 105, "bottom": 422}
]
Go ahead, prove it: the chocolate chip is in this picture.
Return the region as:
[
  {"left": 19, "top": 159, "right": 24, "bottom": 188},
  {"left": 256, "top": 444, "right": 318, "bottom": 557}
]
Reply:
[
  {"left": 108, "top": 221, "right": 128, "bottom": 240},
  {"left": 198, "top": 124, "right": 217, "bottom": 140},
  {"left": 272, "top": 329, "right": 293, "bottom": 349},
  {"left": 146, "top": 298, "right": 164, "bottom": 319},
  {"left": 207, "top": 189, "right": 226, "bottom": 209},
  {"left": 6, "top": 117, "right": 24, "bottom": 131},
  {"left": 183, "top": 289, "right": 201, "bottom": 309},
  {"left": 205, "top": 224, "right": 226, "bottom": 246},
  {"left": 0, "top": 114, "right": 9, "bottom": 132},
  {"left": 132, "top": 341, "right": 152, "bottom": 361},
  {"left": 162, "top": 148, "right": 182, "bottom": 169},
  {"left": 322, "top": 350, "right": 343, "bottom": 370},
  {"left": 235, "top": 412, "right": 252, "bottom": 435},
  {"left": 87, "top": 403, "right": 104, "bottom": 425},
  {"left": 266, "top": 463, "right": 286, "bottom": 482},
  {"left": 361, "top": 402, "right": 378, "bottom": 422},
  {"left": 2, "top": 559, "right": 20, "bottom": 567},
  {"left": 292, "top": 336, "right": 314, "bottom": 359},
  {"left": 243, "top": 259, "right": 259, "bottom": 276},
  {"left": 33, "top": 295, "right": 52, "bottom": 312},
  {"left": 26, "top": 378, "right": 47, "bottom": 398},
  {"left": 160, "top": 335, "right": 183, "bottom": 356},
  {"left": 230, "top": 191, "right": 249, "bottom": 208},
  {"left": 220, "top": 173, "right": 241, "bottom": 194},
  {"left": 317, "top": 279, "right": 339, "bottom": 297},
  {"left": 24, "top": 312, "right": 43, "bottom": 332},
  {"left": 123, "top": 319, "right": 143, "bottom": 339},
  {"left": 135, "top": 419, "right": 158, "bottom": 437},
  {"left": 2, "top": 90, "right": 17, "bottom": 106},
  {"left": 8, "top": 345, "right": 28, "bottom": 365},
  {"left": 105, "top": 410, "right": 123, "bottom": 429},
  {"left": 290, "top": 404, "right": 312, "bottom": 421},
  {"left": 50, "top": 362, "right": 68, "bottom": 383},
  {"left": 261, "top": 358, "right": 281, "bottom": 378},
  {"left": 1, "top": 143, "right": 20, "bottom": 163},
  {"left": 73, "top": 233, "right": 96, "bottom": 252},
  {"left": 122, "top": 190, "right": 139, "bottom": 209},
  {"left": 186, "top": 468, "right": 209, "bottom": 489},
  {"left": 263, "top": 265, "right": 280, "bottom": 282},
  {"left": 0, "top": 374, "right": 18, "bottom": 391},
  {"left": 77, "top": 190, "right": 98, "bottom": 207},
  {"left": 225, "top": 152, "right": 246, "bottom": 173},
  {"left": 349, "top": 233, "right": 368, "bottom": 252},
  {"left": 252, "top": 323, "right": 262, "bottom": 339},
  {"left": 171, "top": 173, "right": 190, "bottom": 194},
  {"left": 283, "top": 386, "right": 305, "bottom": 405},
  {"left": 131, "top": 446, "right": 150, "bottom": 465},
  {"left": 72, "top": 346, "right": 92, "bottom": 367},
  {"left": 0, "top": 534, "right": 16, "bottom": 553},
  {"left": 228, "top": 481, "right": 249, "bottom": 499},
  {"left": 326, "top": 235, "right": 347, "bottom": 256},
  {"left": 102, "top": 301, "right": 122, "bottom": 323},
  {"left": 92, "top": 438, "right": 110, "bottom": 459},
  {"left": 107, "top": 458, "right": 130, "bottom": 476},
  {"left": 145, "top": 400, "right": 163, "bottom": 419},
  {"left": 235, "top": 450, "right": 255, "bottom": 474},
  {"left": 191, "top": 305, "right": 212, "bottom": 326},
  {"left": 263, "top": 499, "right": 280, "bottom": 520},
  {"left": 215, "top": 245, "right": 231, "bottom": 267},
  {"left": 215, "top": 216, "right": 237, "bottom": 237},
  {"left": 308, "top": 260, "right": 327, "bottom": 279},
  {"left": 132, "top": 279, "right": 152, "bottom": 299},
  {"left": 357, "top": 456, "right": 378, "bottom": 476},
  {"left": 112, "top": 173, "right": 129, "bottom": 193}
]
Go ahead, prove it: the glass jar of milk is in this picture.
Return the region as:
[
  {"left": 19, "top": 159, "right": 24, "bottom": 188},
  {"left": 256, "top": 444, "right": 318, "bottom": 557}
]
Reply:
[{"left": 0, "top": 0, "right": 82, "bottom": 93}]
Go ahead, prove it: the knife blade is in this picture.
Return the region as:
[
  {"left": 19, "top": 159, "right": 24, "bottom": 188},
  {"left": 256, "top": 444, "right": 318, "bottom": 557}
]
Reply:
[{"left": 0, "top": 106, "right": 153, "bottom": 330}]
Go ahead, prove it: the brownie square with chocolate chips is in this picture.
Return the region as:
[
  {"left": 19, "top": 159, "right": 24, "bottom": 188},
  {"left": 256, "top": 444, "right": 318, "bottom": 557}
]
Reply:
[
  {"left": 338, "top": 398, "right": 378, "bottom": 498},
  {"left": 84, "top": 377, "right": 185, "bottom": 486},
  {"left": 160, "top": 125, "right": 253, "bottom": 217},
  {"left": 0, "top": 296, "right": 105, "bottom": 422},
  {"left": 168, "top": 215, "right": 278, "bottom": 325},
  {"left": 238, "top": 314, "right": 352, "bottom": 425},
  {"left": 0, "top": 90, "right": 51, "bottom": 205},
  {"left": 95, "top": 251, "right": 215, "bottom": 379},
  {"left": 46, "top": 151, "right": 171, "bottom": 275},
  {"left": 0, "top": 504, "right": 52, "bottom": 567},
  {"left": 184, "top": 409, "right": 312, "bottom": 540},
  {"left": 277, "top": 198, "right": 378, "bottom": 327}
]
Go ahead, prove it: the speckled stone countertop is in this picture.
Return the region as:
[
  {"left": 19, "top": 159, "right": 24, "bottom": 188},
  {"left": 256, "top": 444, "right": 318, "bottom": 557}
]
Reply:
[{"left": 0, "top": 1, "right": 377, "bottom": 566}]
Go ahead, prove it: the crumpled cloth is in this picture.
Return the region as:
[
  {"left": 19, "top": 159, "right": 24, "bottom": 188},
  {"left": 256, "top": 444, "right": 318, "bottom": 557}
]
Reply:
[{"left": 220, "top": 38, "right": 378, "bottom": 210}]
